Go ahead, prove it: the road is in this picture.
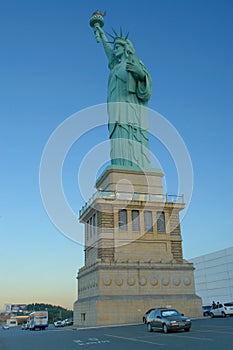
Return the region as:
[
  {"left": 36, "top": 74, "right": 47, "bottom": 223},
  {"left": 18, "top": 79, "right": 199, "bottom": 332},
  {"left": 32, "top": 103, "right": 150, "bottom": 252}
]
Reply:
[{"left": 0, "top": 317, "right": 233, "bottom": 350}]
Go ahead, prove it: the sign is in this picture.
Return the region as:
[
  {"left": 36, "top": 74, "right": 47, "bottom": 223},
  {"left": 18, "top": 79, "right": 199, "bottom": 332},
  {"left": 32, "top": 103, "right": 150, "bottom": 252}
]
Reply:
[{"left": 4, "top": 304, "right": 27, "bottom": 313}]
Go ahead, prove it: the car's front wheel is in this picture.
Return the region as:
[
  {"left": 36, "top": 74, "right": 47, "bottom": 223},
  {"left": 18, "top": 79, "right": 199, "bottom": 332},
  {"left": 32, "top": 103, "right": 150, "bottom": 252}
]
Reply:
[
  {"left": 147, "top": 323, "right": 153, "bottom": 332},
  {"left": 162, "top": 324, "right": 168, "bottom": 333},
  {"left": 210, "top": 312, "right": 214, "bottom": 318},
  {"left": 222, "top": 312, "right": 226, "bottom": 317}
]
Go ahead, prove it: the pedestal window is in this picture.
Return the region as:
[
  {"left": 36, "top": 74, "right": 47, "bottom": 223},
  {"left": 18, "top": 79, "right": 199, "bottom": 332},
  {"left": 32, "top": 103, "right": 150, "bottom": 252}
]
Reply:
[
  {"left": 93, "top": 213, "right": 96, "bottom": 236},
  {"left": 118, "top": 209, "right": 128, "bottom": 231},
  {"left": 132, "top": 210, "right": 140, "bottom": 231},
  {"left": 86, "top": 220, "right": 89, "bottom": 240},
  {"left": 144, "top": 210, "right": 153, "bottom": 232},
  {"left": 157, "top": 211, "right": 165, "bottom": 232},
  {"left": 90, "top": 217, "right": 93, "bottom": 238}
]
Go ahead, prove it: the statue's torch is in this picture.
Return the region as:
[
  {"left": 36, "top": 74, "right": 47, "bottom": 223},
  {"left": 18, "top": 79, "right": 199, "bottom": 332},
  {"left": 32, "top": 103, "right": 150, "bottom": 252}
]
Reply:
[{"left": 89, "top": 11, "right": 105, "bottom": 43}]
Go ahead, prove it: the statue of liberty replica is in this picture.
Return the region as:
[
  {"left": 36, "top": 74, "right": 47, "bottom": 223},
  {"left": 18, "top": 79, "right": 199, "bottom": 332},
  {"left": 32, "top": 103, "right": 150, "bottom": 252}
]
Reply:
[
  {"left": 91, "top": 11, "right": 152, "bottom": 170},
  {"left": 73, "top": 11, "right": 202, "bottom": 327}
]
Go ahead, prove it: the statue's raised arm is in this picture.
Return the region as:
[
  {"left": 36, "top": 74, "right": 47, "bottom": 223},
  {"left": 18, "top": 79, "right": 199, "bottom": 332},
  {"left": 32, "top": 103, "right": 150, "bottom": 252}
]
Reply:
[
  {"left": 89, "top": 11, "right": 113, "bottom": 63},
  {"left": 95, "top": 25, "right": 114, "bottom": 64},
  {"left": 90, "top": 11, "right": 152, "bottom": 170}
]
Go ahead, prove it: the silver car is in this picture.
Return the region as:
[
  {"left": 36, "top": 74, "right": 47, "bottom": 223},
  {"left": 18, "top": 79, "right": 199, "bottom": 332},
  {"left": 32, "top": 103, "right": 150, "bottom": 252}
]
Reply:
[{"left": 146, "top": 308, "right": 191, "bottom": 333}]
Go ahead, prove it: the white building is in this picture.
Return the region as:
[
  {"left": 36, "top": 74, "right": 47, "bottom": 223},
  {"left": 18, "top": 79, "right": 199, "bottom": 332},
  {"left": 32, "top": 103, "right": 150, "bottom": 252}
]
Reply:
[{"left": 189, "top": 247, "right": 233, "bottom": 306}]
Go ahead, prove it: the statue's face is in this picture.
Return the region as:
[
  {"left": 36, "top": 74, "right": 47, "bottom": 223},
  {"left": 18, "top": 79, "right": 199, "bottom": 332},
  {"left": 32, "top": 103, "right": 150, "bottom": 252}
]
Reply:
[{"left": 114, "top": 43, "right": 124, "bottom": 58}]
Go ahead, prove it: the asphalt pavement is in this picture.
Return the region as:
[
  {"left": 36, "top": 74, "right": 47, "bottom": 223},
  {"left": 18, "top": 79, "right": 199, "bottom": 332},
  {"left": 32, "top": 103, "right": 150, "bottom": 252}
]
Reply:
[{"left": 0, "top": 317, "right": 233, "bottom": 350}]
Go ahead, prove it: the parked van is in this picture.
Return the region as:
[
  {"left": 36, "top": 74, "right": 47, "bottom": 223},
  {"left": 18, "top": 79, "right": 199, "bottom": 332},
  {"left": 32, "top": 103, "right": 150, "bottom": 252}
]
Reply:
[
  {"left": 2, "top": 318, "right": 18, "bottom": 329},
  {"left": 28, "top": 311, "right": 48, "bottom": 330},
  {"left": 7, "top": 319, "right": 18, "bottom": 327}
]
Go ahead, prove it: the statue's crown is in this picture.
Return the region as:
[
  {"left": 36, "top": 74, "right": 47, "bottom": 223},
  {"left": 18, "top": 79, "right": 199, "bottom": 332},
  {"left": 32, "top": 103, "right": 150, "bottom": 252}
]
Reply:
[
  {"left": 107, "top": 28, "right": 135, "bottom": 55},
  {"left": 107, "top": 28, "right": 129, "bottom": 43}
]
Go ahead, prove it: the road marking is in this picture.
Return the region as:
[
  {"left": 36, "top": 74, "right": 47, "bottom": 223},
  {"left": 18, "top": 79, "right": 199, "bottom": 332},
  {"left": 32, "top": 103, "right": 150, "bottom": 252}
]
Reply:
[
  {"left": 73, "top": 338, "right": 110, "bottom": 346},
  {"left": 105, "top": 334, "right": 165, "bottom": 346}
]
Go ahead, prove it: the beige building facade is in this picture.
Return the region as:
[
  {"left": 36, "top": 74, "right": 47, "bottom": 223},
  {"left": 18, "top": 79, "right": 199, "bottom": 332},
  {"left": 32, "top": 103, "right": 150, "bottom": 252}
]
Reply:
[{"left": 73, "top": 166, "right": 202, "bottom": 326}]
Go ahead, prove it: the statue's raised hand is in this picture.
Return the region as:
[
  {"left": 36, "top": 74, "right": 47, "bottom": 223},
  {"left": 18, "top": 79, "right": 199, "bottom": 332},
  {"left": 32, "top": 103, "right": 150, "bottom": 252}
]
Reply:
[{"left": 94, "top": 24, "right": 105, "bottom": 37}]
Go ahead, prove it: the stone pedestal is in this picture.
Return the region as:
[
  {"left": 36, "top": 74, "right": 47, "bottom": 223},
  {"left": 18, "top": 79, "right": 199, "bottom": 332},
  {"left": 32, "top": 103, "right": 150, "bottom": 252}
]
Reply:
[
  {"left": 95, "top": 165, "right": 164, "bottom": 195},
  {"left": 73, "top": 167, "right": 202, "bottom": 326}
]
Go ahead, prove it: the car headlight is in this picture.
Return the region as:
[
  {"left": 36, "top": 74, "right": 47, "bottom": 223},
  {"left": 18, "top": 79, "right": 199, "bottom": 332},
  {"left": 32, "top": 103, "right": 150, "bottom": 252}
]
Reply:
[
  {"left": 170, "top": 321, "right": 177, "bottom": 324},
  {"left": 186, "top": 319, "right": 191, "bottom": 322}
]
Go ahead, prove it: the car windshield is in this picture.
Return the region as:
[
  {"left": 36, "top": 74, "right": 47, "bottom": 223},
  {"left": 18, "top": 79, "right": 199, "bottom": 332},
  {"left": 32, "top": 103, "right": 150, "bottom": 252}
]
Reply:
[
  {"left": 161, "top": 310, "right": 180, "bottom": 317},
  {"left": 146, "top": 309, "right": 154, "bottom": 314},
  {"left": 224, "top": 303, "right": 233, "bottom": 306}
]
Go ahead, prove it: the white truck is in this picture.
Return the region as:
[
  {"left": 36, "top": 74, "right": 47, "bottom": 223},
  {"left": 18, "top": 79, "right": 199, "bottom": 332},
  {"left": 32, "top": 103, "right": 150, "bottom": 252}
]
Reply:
[{"left": 28, "top": 311, "right": 48, "bottom": 330}]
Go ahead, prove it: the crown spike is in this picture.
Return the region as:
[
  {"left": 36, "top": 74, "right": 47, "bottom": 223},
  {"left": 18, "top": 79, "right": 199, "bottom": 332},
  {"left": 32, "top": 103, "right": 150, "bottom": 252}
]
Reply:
[
  {"left": 111, "top": 27, "right": 118, "bottom": 37},
  {"left": 106, "top": 31, "right": 115, "bottom": 40},
  {"left": 120, "top": 26, "right": 123, "bottom": 37},
  {"left": 125, "top": 32, "right": 129, "bottom": 40}
]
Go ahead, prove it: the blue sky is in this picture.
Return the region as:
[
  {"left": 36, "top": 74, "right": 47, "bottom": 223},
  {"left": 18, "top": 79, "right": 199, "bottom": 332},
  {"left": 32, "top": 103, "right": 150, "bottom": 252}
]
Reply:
[{"left": 0, "top": 0, "right": 233, "bottom": 310}]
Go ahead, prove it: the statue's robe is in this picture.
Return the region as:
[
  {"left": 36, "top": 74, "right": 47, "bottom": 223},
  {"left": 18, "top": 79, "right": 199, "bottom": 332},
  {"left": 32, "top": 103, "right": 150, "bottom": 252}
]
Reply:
[{"left": 107, "top": 56, "right": 152, "bottom": 169}]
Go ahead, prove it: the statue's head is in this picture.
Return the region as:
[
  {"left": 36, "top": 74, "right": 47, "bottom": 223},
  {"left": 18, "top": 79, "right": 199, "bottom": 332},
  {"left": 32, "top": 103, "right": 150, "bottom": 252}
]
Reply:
[
  {"left": 108, "top": 29, "right": 135, "bottom": 58},
  {"left": 114, "top": 37, "right": 135, "bottom": 56},
  {"left": 114, "top": 36, "right": 135, "bottom": 55}
]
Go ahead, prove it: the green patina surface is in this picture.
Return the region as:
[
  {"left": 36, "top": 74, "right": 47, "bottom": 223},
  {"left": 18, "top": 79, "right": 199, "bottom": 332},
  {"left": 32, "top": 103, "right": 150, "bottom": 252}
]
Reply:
[{"left": 93, "top": 16, "right": 153, "bottom": 170}]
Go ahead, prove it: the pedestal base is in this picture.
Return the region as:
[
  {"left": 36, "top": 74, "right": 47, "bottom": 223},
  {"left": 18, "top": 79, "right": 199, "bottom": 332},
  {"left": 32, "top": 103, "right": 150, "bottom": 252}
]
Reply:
[
  {"left": 74, "top": 295, "right": 202, "bottom": 327},
  {"left": 73, "top": 261, "right": 202, "bottom": 326}
]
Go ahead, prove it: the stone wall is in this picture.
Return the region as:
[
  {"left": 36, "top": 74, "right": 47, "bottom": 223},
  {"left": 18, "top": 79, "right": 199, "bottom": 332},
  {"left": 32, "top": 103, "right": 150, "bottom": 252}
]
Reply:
[{"left": 74, "top": 294, "right": 202, "bottom": 326}]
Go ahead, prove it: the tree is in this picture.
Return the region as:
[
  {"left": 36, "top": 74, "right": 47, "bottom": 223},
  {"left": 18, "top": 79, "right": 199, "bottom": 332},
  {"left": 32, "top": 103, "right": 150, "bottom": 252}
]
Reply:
[{"left": 26, "top": 303, "right": 73, "bottom": 324}]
